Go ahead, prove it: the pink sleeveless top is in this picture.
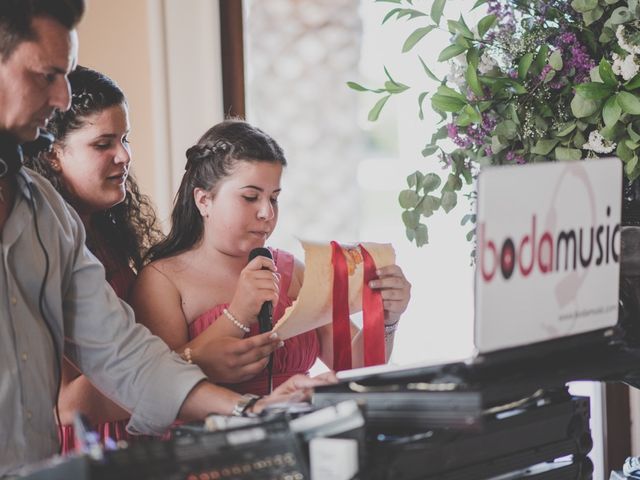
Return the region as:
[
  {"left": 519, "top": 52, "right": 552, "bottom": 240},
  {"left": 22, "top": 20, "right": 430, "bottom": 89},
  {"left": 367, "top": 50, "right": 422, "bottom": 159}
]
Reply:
[
  {"left": 189, "top": 249, "right": 321, "bottom": 396},
  {"left": 60, "top": 250, "right": 142, "bottom": 453}
]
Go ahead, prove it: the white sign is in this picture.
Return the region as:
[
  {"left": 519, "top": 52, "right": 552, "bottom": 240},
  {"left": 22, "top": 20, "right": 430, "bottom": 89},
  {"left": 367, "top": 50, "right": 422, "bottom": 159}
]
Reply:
[{"left": 475, "top": 158, "right": 621, "bottom": 353}]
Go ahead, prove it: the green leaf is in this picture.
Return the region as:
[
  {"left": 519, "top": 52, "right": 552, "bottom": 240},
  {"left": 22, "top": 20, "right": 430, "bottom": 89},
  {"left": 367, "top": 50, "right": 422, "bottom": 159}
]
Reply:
[
  {"left": 575, "top": 82, "right": 614, "bottom": 100},
  {"left": 626, "top": 155, "right": 639, "bottom": 178},
  {"left": 368, "top": 95, "right": 391, "bottom": 121},
  {"left": 518, "top": 53, "right": 534, "bottom": 80},
  {"left": 437, "top": 85, "right": 466, "bottom": 100},
  {"left": 618, "top": 91, "right": 640, "bottom": 114},
  {"left": 495, "top": 120, "right": 518, "bottom": 139},
  {"left": 422, "top": 173, "right": 442, "bottom": 193},
  {"left": 472, "top": 0, "right": 488, "bottom": 8},
  {"left": 599, "top": 58, "right": 618, "bottom": 88},
  {"left": 571, "top": 93, "right": 600, "bottom": 118},
  {"left": 421, "top": 143, "right": 438, "bottom": 156},
  {"left": 625, "top": 74, "right": 640, "bottom": 90},
  {"left": 618, "top": 137, "right": 634, "bottom": 161},
  {"left": 443, "top": 173, "right": 463, "bottom": 192},
  {"left": 447, "top": 19, "right": 473, "bottom": 39},
  {"left": 399, "top": 190, "right": 420, "bottom": 208},
  {"left": 461, "top": 213, "right": 476, "bottom": 226},
  {"left": 571, "top": 0, "right": 598, "bottom": 12},
  {"left": 415, "top": 224, "right": 429, "bottom": 247},
  {"left": 402, "top": 26, "right": 436, "bottom": 52},
  {"left": 430, "top": 0, "right": 446, "bottom": 25},
  {"left": 347, "top": 81, "right": 383, "bottom": 93},
  {"left": 418, "top": 92, "right": 429, "bottom": 120},
  {"left": 549, "top": 50, "right": 563, "bottom": 71},
  {"left": 466, "top": 47, "right": 479, "bottom": 70},
  {"left": 610, "top": 6, "right": 631, "bottom": 24},
  {"left": 629, "top": 123, "right": 640, "bottom": 143},
  {"left": 406, "top": 171, "right": 423, "bottom": 188},
  {"left": 438, "top": 44, "right": 468, "bottom": 62},
  {"left": 534, "top": 45, "right": 550, "bottom": 72},
  {"left": 347, "top": 81, "right": 368, "bottom": 92},
  {"left": 422, "top": 194, "right": 441, "bottom": 212},
  {"left": 419, "top": 56, "right": 440, "bottom": 82},
  {"left": 465, "top": 65, "right": 483, "bottom": 97},
  {"left": 431, "top": 93, "right": 466, "bottom": 112},
  {"left": 506, "top": 80, "right": 527, "bottom": 94},
  {"left": 386, "top": 8, "right": 428, "bottom": 23},
  {"left": 477, "top": 14, "right": 497, "bottom": 38},
  {"left": 405, "top": 227, "right": 415, "bottom": 242},
  {"left": 556, "top": 122, "right": 577, "bottom": 136},
  {"left": 382, "top": 8, "right": 402, "bottom": 24},
  {"left": 583, "top": 6, "right": 604, "bottom": 25},
  {"left": 383, "top": 66, "right": 399, "bottom": 84},
  {"left": 603, "top": 95, "right": 622, "bottom": 127},
  {"left": 463, "top": 104, "right": 481, "bottom": 124},
  {"left": 555, "top": 147, "right": 583, "bottom": 161},
  {"left": 531, "top": 138, "right": 560, "bottom": 155},
  {"left": 441, "top": 191, "right": 458, "bottom": 213},
  {"left": 402, "top": 210, "right": 420, "bottom": 229},
  {"left": 384, "top": 80, "right": 410, "bottom": 94}
]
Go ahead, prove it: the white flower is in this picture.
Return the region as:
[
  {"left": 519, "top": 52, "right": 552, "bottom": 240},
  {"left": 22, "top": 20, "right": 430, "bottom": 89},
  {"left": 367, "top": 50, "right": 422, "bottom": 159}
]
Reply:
[
  {"left": 446, "top": 59, "right": 467, "bottom": 88},
  {"left": 616, "top": 25, "right": 640, "bottom": 55},
  {"left": 583, "top": 130, "right": 616, "bottom": 154},
  {"left": 612, "top": 52, "right": 639, "bottom": 81},
  {"left": 478, "top": 51, "right": 498, "bottom": 75}
]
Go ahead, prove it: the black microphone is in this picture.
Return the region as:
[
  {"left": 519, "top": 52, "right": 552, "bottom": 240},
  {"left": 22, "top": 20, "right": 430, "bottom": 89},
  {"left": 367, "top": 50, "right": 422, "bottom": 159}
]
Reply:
[
  {"left": 248, "top": 247, "right": 274, "bottom": 334},
  {"left": 248, "top": 247, "right": 275, "bottom": 394}
]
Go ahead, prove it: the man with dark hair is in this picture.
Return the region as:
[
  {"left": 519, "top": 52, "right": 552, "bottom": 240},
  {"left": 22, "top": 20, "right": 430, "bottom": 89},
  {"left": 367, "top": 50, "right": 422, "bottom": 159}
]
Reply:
[
  {"left": 0, "top": 1, "right": 332, "bottom": 475},
  {"left": 0, "top": 0, "right": 84, "bottom": 59}
]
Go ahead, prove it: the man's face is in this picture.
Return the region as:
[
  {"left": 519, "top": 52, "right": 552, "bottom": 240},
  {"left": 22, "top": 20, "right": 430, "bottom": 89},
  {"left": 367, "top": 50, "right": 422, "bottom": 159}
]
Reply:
[{"left": 0, "top": 17, "right": 78, "bottom": 142}]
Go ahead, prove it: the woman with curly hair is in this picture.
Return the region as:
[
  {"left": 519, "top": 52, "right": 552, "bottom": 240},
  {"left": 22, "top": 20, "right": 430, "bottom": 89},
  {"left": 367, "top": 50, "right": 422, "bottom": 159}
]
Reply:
[{"left": 26, "top": 65, "right": 162, "bottom": 452}]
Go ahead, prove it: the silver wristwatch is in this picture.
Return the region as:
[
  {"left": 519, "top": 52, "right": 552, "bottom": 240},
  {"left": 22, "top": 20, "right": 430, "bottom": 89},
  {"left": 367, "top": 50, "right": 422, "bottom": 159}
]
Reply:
[{"left": 231, "top": 393, "right": 262, "bottom": 417}]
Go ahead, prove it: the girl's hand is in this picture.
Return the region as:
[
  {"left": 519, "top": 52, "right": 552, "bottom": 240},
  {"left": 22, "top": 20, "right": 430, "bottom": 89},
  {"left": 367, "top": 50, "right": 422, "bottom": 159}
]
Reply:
[
  {"left": 369, "top": 264, "right": 411, "bottom": 324},
  {"left": 228, "top": 256, "right": 280, "bottom": 326}
]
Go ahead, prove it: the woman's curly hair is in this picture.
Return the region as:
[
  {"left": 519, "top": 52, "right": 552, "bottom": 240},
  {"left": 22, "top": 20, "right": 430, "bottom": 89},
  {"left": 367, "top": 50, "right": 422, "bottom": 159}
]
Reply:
[{"left": 25, "top": 65, "right": 162, "bottom": 273}]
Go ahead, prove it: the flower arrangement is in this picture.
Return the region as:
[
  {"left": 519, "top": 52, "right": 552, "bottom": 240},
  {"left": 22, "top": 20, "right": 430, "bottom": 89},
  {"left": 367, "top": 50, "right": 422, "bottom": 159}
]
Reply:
[{"left": 350, "top": 0, "right": 640, "bottom": 247}]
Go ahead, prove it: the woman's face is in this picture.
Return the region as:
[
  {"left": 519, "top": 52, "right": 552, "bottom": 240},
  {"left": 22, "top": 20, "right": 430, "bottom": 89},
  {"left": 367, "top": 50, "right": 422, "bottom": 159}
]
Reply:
[
  {"left": 198, "top": 159, "right": 283, "bottom": 256},
  {"left": 54, "top": 103, "right": 131, "bottom": 214}
]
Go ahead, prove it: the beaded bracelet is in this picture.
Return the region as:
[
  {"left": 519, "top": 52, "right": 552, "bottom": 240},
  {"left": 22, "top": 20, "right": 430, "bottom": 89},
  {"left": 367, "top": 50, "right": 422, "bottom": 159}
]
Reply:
[
  {"left": 223, "top": 308, "right": 250, "bottom": 334},
  {"left": 180, "top": 347, "right": 193, "bottom": 364}
]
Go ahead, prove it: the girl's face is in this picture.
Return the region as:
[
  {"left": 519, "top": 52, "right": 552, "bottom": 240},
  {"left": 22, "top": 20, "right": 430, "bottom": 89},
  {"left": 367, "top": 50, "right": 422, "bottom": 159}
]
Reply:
[
  {"left": 53, "top": 103, "right": 131, "bottom": 214},
  {"left": 197, "top": 159, "right": 283, "bottom": 256}
]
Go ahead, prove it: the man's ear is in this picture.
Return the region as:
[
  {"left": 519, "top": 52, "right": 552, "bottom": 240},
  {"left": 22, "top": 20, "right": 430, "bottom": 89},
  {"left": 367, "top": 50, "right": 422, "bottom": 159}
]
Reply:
[
  {"left": 46, "top": 145, "right": 63, "bottom": 173},
  {"left": 193, "top": 187, "right": 210, "bottom": 218}
]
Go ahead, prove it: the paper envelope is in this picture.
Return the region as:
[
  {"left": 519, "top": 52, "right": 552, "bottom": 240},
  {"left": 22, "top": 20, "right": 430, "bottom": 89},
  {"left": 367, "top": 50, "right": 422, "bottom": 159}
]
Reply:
[{"left": 272, "top": 240, "right": 396, "bottom": 340}]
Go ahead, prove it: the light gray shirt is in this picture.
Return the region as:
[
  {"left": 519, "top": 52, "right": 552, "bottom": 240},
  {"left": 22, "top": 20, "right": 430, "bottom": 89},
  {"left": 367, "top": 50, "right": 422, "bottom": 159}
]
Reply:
[{"left": 0, "top": 169, "right": 206, "bottom": 476}]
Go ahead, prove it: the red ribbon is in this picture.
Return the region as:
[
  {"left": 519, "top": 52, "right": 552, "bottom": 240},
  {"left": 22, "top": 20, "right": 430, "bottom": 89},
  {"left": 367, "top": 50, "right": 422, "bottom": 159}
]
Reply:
[
  {"left": 360, "top": 244, "right": 385, "bottom": 367},
  {"left": 331, "top": 241, "right": 352, "bottom": 371},
  {"left": 330, "top": 242, "right": 385, "bottom": 372}
]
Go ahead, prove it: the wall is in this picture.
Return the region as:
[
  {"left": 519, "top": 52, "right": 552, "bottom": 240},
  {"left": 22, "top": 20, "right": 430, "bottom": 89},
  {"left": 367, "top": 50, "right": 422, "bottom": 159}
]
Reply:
[{"left": 77, "top": 0, "right": 225, "bottom": 224}]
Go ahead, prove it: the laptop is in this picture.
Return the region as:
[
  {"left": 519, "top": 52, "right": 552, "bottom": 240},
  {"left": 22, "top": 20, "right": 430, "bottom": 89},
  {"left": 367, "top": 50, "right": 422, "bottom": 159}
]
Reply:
[{"left": 336, "top": 158, "right": 622, "bottom": 382}]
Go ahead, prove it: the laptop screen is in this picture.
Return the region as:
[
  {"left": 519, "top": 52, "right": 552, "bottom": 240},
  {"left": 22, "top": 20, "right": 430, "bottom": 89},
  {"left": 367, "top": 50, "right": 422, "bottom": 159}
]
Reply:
[{"left": 474, "top": 158, "right": 621, "bottom": 354}]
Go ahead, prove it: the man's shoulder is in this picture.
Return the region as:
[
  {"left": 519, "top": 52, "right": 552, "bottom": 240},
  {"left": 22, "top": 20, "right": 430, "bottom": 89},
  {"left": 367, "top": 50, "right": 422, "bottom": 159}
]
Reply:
[{"left": 19, "top": 167, "right": 82, "bottom": 232}]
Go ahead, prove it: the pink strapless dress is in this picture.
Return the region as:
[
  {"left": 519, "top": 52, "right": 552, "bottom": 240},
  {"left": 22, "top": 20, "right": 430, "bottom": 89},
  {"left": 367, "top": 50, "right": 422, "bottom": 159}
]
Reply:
[{"left": 189, "top": 249, "right": 321, "bottom": 396}]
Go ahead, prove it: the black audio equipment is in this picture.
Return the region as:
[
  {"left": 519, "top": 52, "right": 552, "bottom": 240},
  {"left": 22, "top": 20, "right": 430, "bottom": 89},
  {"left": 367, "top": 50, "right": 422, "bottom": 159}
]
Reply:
[
  {"left": 359, "top": 393, "right": 592, "bottom": 480},
  {"left": 21, "top": 417, "right": 309, "bottom": 480}
]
